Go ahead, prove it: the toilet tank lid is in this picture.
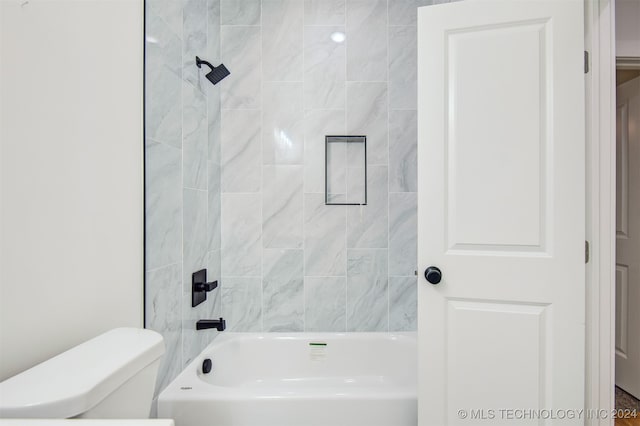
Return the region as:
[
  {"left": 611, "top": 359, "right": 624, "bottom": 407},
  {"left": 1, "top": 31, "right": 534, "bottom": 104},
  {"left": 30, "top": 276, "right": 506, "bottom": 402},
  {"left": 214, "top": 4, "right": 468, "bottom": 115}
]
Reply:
[{"left": 0, "top": 328, "right": 165, "bottom": 419}]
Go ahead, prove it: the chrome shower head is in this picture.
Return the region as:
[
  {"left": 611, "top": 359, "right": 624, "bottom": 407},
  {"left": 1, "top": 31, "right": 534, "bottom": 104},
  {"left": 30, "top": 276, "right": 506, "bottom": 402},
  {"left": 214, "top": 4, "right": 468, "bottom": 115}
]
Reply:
[{"left": 196, "top": 56, "right": 230, "bottom": 85}]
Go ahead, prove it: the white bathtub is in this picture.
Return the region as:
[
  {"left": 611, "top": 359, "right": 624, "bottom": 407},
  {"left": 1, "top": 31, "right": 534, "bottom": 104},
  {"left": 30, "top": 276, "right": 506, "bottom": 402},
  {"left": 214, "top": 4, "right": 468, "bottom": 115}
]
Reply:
[{"left": 157, "top": 332, "right": 416, "bottom": 426}]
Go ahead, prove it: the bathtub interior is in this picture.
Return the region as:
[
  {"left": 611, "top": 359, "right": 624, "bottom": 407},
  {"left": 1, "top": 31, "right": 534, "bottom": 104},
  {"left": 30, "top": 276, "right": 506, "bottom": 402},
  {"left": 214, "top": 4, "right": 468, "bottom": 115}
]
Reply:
[{"left": 194, "top": 333, "right": 417, "bottom": 389}]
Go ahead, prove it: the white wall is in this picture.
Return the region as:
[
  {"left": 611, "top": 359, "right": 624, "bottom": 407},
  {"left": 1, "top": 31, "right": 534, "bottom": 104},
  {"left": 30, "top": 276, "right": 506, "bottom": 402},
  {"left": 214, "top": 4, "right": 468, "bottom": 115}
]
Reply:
[
  {"left": 0, "top": 0, "right": 144, "bottom": 381},
  {"left": 616, "top": 0, "right": 640, "bottom": 57}
]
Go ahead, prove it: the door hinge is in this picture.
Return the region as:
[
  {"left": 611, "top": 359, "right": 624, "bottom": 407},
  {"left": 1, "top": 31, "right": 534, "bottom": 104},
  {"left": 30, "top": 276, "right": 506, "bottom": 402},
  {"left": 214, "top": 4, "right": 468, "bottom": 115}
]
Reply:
[
  {"left": 585, "top": 240, "right": 590, "bottom": 263},
  {"left": 584, "top": 51, "right": 590, "bottom": 74}
]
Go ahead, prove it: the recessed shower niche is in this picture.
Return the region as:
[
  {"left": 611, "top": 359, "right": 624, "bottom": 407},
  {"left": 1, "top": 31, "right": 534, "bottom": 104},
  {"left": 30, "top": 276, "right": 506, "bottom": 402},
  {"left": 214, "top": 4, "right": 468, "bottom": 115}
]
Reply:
[{"left": 325, "top": 135, "right": 367, "bottom": 205}]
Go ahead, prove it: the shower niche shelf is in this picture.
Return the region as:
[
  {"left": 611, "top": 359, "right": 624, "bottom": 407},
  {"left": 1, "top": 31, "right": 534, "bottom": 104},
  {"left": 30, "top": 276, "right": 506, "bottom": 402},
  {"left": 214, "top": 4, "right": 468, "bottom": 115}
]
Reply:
[{"left": 325, "top": 135, "right": 367, "bottom": 206}]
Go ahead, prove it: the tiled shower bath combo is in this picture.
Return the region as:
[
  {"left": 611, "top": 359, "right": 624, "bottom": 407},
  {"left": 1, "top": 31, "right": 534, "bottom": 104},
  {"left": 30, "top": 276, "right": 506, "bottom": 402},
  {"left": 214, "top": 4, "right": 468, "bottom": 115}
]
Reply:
[{"left": 145, "top": 0, "right": 444, "bottom": 395}]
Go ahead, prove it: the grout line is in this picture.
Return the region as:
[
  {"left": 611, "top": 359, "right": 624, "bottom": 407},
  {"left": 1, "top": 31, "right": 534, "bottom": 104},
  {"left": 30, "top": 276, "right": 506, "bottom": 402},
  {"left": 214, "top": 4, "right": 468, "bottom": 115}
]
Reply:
[
  {"left": 386, "top": 0, "right": 391, "bottom": 332},
  {"left": 389, "top": 191, "right": 418, "bottom": 194},
  {"left": 302, "top": 1, "right": 307, "bottom": 333},
  {"left": 144, "top": 261, "right": 183, "bottom": 274},
  {"left": 218, "top": 24, "right": 261, "bottom": 27},
  {"left": 345, "top": 80, "right": 389, "bottom": 83},
  {"left": 146, "top": 137, "right": 182, "bottom": 149},
  {"left": 220, "top": 191, "right": 263, "bottom": 195},
  {"left": 183, "top": 186, "right": 209, "bottom": 192},
  {"left": 218, "top": 0, "right": 225, "bottom": 325},
  {"left": 259, "top": 0, "right": 264, "bottom": 333},
  {"left": 179, "top": 0, "right": 185, "bottom": 370},
  {"left": 344, "top": 0, "right": 348, "bottom": 334},
  {"left": 205, "top": 0, "right": 214, "bottom": 327}
]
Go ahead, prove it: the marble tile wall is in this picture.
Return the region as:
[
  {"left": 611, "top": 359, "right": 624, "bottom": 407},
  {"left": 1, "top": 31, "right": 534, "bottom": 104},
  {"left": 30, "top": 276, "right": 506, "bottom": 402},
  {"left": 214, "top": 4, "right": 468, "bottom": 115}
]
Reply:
[
  {"left": 217, "top": 0, "right": 428, "bottom": 334},
  {"left": 145, "top": 0, "right": 451, "bottom": 395},
  {"left": 145, "top": 0, "right": 223, "bottom": 396}
]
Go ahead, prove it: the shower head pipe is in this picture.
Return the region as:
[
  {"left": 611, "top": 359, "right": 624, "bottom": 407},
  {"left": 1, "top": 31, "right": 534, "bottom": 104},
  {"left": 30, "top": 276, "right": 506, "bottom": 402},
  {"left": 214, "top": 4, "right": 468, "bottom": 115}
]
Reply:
[{"left": 195, "top": 56, "right": 214, "bottom": 70}]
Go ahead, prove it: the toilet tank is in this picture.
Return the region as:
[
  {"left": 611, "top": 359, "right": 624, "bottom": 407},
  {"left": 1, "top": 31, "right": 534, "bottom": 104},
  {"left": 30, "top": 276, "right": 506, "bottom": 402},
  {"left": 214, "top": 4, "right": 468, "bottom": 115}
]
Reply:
[{"left": 0, "top": 328, "right": 164, "bottom": 419}]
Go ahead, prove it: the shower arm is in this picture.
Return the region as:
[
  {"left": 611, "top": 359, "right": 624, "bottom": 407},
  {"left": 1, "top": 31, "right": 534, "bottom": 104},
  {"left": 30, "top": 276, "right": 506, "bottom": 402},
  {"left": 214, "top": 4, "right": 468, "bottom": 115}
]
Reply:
[{"left": 195, "top": 56, "right": 215, "bottom": 72}]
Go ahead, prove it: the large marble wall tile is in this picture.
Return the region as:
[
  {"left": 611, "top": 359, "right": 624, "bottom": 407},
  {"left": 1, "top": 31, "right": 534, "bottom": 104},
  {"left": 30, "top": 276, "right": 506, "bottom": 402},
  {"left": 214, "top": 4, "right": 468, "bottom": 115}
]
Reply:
[
  {"left": 304, "top": 109, "right": 346, "bottom": 193},
  {"left": 389, "top": 276, "right": 417, "bottom": 331},
  {"left": 154, "top": 330, "right": 183, "bottom": 393},
  {"left": 346, "top": 249, "right": 388, "bottom": 331},
  {"left": 207, "top": 0, "right": 221, "bottom": 61},
  {"left": 346, "top": 82, "right": 388, "bottom": 165},
  {"left": 147, "top": 68, "right": 183, "bottom": 148},
  {"left": 263, "top": 0, "right": 303, "bottom": 82},
  {"left": 347, "top": 165, "right": 388, "bottom": 248},
  {"left": 388, "top": 192, "right": 417, "bottom": 276},
  {"left": 262, "top": 249, "right": 304, "bottom": 331},
  {"left": 183, "top": 0, "right": 207, "bottom": 91},
  {"left": 346, "top": 0, "right": 387, "bottom": 82},
  {"left": 145, "top": 263, "right": 182, "bottom": 395},
  {"left": 183, "top": 82, "right": 208, "bottom": 190},
  {"left": 221, "top": 26, "right": 261, "bottom": 109},
  {"left": 182, "top": 320, "right": 218, "bottom": 367},
  {"left": 221, "top": 0, "right": 261, "bottom": 25},
  {"left": 263, "top": 166, "right": 303, "bottom": 248},
  {"left": 304, "top": 193, "right": 346, "bottom": 276},
  {"left": 221, "top": 109, "right": 261, "bottom": 192},
  {"left": 389, "top": 109, "right": 417, "bottom": 192},
  {"left": 304, "top": 277, "right": 346, "bottom": 332},
  {"left": 207, "top": 249, "right": 222, "bottom": 286},
  {"left": 208, "top": 162, "right": 221, "bottom": 251},
  {"left": 221, "top": 193, "right": 262, "bottom": 276},
  {"left": 206, "top": 0, "right": 221, "bottom": 165},
  {"left": 147, "top": 0, "right": 183, "bottom": 39},
  {"left": 183, "top": 189, "right": 208, "bottom": 291},
  {"left": 146, "top": 13, "right": 182, "bottom": 148},
  {"left": 388, "top": 25, "right": 416, "bottom": 109},
  {"left": 222, "top": 277, "right": 263, "bottom": 331},
  {"left": 304, "top": 26, "right": 346, "bottom": 110},
  {"left": 146, "top": 10, "right": 182, "bottom": 77},
  {"left": 207, "top": 84, "right": 222, "bottom": 165},
  {"left": 263, "top": 83, "right": 304, "bottom": 165},
  {"left": 146, "top": 139, "right": 182, "bottom": 270},
  {"left": 388, "top": 0, "right": 417, "bottom": 26},
  {"left": 304, "top": 0, "right": 345, "bottom": 25}
]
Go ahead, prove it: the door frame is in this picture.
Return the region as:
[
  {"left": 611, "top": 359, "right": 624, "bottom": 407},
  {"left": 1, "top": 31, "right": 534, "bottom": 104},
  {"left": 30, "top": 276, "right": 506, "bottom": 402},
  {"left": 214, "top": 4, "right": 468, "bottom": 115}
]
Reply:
[{"left": 585, "top": 0, "right": 616, "bottom": 424}]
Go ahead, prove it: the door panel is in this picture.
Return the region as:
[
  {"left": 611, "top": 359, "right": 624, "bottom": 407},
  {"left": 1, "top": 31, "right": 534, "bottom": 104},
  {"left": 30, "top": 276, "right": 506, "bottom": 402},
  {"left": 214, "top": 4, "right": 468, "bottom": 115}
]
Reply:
[
  {"left": 447, "top": 300, "right": 549, "bottom": 411},
  {"left": 447, "top": 21, "right": 548, "bottom": 251},
  {"left": 615, "top": 75, "right": 640, "bottom": 399},
  {"left": 616, "top": 265, "right": 629, "bottom": 358},
  {"left": 417, "top": 1, "right": 585, "bottom": 424}
]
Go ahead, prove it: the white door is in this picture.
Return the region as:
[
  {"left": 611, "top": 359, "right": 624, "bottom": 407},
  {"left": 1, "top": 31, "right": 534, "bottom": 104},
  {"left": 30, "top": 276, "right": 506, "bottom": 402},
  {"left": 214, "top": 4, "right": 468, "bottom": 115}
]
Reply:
[
  {"left": 417, "top": 1, "right": 585, "bottom": 425},
  {"left": 615, "top": 75, "right": 640, "bottom": 399}
]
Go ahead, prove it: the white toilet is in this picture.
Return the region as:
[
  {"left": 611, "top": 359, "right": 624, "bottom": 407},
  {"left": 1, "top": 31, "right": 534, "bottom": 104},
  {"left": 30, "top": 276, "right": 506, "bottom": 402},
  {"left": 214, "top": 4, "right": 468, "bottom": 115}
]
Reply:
[{"left": 0, "top": 328, "right": 164, "bottom": 419}]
